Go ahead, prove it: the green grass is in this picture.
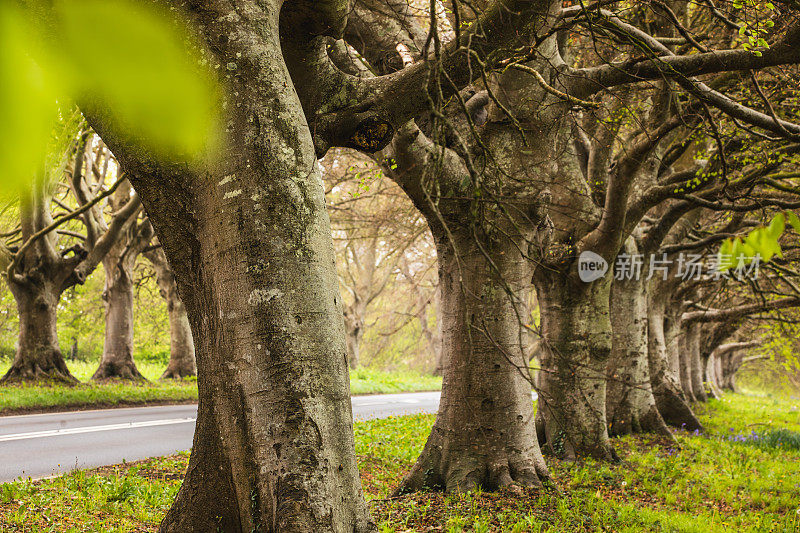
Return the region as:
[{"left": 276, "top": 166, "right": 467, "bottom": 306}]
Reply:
[
  {"left": 0, "top": 359, "right": 441, "bottom": 414},
  {"left": 1, "top": 392, "right": 798, "bottom": 531}
]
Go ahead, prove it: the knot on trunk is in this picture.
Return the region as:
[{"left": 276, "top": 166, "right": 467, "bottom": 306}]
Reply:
[{"left": 345, "top": 117, "right": 394, "bottom": 153}]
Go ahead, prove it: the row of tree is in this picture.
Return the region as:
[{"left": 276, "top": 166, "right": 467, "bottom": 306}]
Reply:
[
  {"left": 0, "top": 111, "right": 196, "bottom": 382},
  {"left": 9, "top": 0, "right": 800, "bottom": 531}
]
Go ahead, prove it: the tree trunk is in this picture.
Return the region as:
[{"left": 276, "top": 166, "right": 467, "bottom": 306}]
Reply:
[
  {"left": 677, "top": 332, "right": 697, "bottom": 402},
  {"left": 146, "top": 248, "right": 196, "bottom": 379},
  {"left": 720, "top": 353, "right": 739, "bottom": 392},
  {"left": 606, "top": 239, "right": 671, "bottom": 438},
  {"left": 343, "top": 307, "right": 363, "bottom": 370},
  {"left": 534, "top": 270, "right": 617, "bottom": 461},
  {"left": 685, "top": 324, "right": 707, "bottom": 402},
  {"left": 396, "top": 230, "right": 549, "bottom": 494},
  {"left": 92, "top": 252, "right": 144, "bottom": 380},
  {"left": 96, "top": 11, "right": 374, "bottom": 529},
  {"left": 646, "top": 294, "right": 702, "bottom": 430},
  {"left": 705, "top": 353, "right": 723, "bottom": 400},
  {"left": 1, "top": 279, "right": 76, "bottom": 384}
]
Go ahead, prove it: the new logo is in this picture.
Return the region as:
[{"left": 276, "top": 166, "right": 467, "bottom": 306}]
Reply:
[{"left": 578, "top": 251, "right": 608, "bottom": 282}]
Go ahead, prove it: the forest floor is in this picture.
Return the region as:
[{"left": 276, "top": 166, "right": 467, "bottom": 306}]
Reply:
[
  {"left": 1, "top": 393, "right": 799, "bottom": 532},
  {"left": 0, "top": 362, "right": 442, "bottom": 415}
]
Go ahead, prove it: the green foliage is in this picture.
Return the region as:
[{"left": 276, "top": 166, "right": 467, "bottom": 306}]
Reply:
[
  {"left": 717, "top": 211, "right": 791, "bottom": 271},
  {"left": 0, "top": 0, "right": 219, "bottom": 191},
  {"left": 2, "top": 393, "right": 799, "bottom": 531}
]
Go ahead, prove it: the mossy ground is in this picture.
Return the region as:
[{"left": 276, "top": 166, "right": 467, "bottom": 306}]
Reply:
[{"left": 1, "top": 393, "right": 798, "bottom": 532}]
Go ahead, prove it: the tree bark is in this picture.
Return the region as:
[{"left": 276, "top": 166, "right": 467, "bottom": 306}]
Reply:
[
  {"left": 1, "top": 279, "right": 76, "bottom": 384},
  {"left": 534, "top": 270, "right": 617, "bottom": 461},
  {"left": 606, "top": 238, "right": 671, "bottom": 438},
  {"left": 396, "top": 229, "right": 549, "bottom": 494},
  {"left": 646, "top": 291, "right": 702, "bottom": 430},
  {"left": 89, "top": 4, "right": 374, "bottom": 529},
  {"left": 146, "top": 247, "right": 196, "bottom": 379}
]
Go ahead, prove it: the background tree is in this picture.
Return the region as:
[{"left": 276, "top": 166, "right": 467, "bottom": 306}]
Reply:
[{"left": 0, "top": 115, "right": 140, "bottom": 383}]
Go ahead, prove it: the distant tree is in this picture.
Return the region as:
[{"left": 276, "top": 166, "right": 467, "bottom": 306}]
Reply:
[
  {"left": 0, "top": 115, "right": 140, "bottom": 383},
  {"left": 144, "top": 244, "right": 196, "bottom": 379}
]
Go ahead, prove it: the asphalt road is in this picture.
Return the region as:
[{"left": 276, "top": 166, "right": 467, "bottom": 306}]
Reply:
[{"left": 0, "top": 391, "right": 440, "bottom": 483}]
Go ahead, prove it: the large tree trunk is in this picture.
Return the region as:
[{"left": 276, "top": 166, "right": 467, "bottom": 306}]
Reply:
[
  {"left": 646, "top": 293, "right": 702, "bottom": 430},
  {"left": 146, "top": 248, "right": 196, "bottom": 379},
  {"left": 606, "top": 239, "right": 671, "bottom": 438},
  {"left": 534, "top": 270, "right": 616, "bottom": 461},
  {"left": 93, "top": 258, "right": 144, "bottom": 380},
  {"left": 1, "top": 279, "right": 76, "bottom": 384},
  {"left": 396, "top": 230, "right": 549, "bottom": 494},
  {"left": 94, "top": 8, "right": 374, "bottom": 529}
]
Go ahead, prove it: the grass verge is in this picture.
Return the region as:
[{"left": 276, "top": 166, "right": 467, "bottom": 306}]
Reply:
[
  {"left": 1, "top": 393, "right": 798, "bottom": 531},
  {"left": 0, "top": 361, "right": 442, "bottom": 415}
]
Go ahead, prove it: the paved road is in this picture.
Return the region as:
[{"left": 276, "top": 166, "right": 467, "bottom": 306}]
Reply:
[{"left": 0, "top": 391, "right": 440, "bottom": 483}]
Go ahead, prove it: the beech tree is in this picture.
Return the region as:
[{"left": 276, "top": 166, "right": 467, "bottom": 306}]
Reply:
[
  {"left": 22, "top": 0, "right": 797, "bottom": 529},
  {"left": 144, "top": 244, "right": 197, "bottom": 379},
  {"left": 339, "top": 0, "right": 800, "bottom": 466},
  {"left": 91, "top": 181, "right": 154, "bottom": 380},
  {"left": 0, "top": 118, "right": 140, "bottom": 383}
]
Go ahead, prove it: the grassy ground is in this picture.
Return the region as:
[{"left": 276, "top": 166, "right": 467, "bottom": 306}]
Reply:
[
  {"left": 0, "top": 361, "right": 442, "bottom": 414},
  {"left": 1, "top": 393, "right": 797, "bottom": 532}
]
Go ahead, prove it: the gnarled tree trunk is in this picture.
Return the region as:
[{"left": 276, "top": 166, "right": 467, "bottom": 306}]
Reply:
[
  {"left": 606, "top": 238, "right": 671, "bottom": 438},
  {"left": 93, "top": 5, "right": 374, "bottom": 529},
  {"left": 534, "top": 270, "right": 616, "bottom": 461},
  {"left": 2, "top": 278, "right": 76, "bottom": 384},
  {"left": 146, "top": 247, "right": 196, "bottom": 379},
  {"left": 396, "top": 229, "right": 549, "bottom": 494},
  {"left": 646, "top": 289, "right": 702, "bottom": 430}
]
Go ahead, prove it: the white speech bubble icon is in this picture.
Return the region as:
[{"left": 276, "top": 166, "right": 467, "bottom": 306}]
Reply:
[{"left": 578, "top": 251, "right": 608, "bottom": 282}]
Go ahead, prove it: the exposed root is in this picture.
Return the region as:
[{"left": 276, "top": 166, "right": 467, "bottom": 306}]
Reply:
[{"left": 92, "top": 360, "right": 146, "bottom": 382}]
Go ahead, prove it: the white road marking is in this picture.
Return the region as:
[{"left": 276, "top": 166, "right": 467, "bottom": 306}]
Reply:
[
  {"left": 0, "top": 418, "right": 196, "bottom": 442},
  {"left": 352, "top": 401, "right": 389, "bottom": 406}
]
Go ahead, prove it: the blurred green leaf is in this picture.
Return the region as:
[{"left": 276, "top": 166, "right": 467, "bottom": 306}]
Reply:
[
  {"left": 0, "top": 1, "right": 220, "bottom": 193},
  {"left": 0, "top": 6, "right": 61, "bottom": 193},
  {"left": 788, "top": 211, "right": 800, "bottom": 234},
  {"left": 55, "top": 0, "right": 220, "bottom": 158}
]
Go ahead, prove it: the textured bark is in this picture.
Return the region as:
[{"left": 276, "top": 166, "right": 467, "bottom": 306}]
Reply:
[
  {"left": 396, "top": 229, "right": 549, "bottom": 494},
  {"left": 88, "top": 4, "right": 374, "bottom": 530},
  {"left": 606, "top": 239, "right": 671, "bottom": 438},
  {"left": 146, "top": 247, "right": 196, "bottom": 379},
  {"left": 646, "top": 290, "right": 702, "bottom": 430},
  {"left": 534, "top": 271, "right": 616, "bottom": 461},
  {"left": 1, "top": 279, "right": 76, "bottom": 384}
]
